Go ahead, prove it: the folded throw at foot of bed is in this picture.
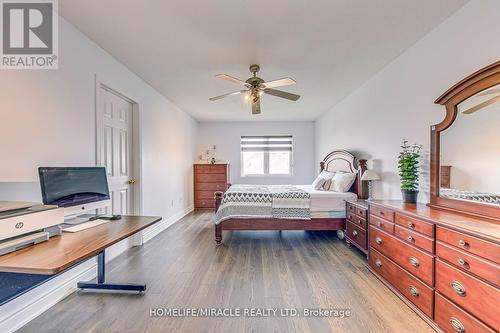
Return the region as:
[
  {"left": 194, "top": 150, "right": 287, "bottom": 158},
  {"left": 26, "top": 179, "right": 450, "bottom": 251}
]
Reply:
[{"left": 215, "top": 185, "right": 310, "bottom": 224}]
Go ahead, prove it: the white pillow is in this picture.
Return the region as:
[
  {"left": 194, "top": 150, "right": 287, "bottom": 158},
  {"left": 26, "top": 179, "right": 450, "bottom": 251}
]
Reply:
[
  {"left": 331, "top": 172, "right": 357, "bottom": 192},
  {"left": 312, "top": 177, "right": 326, "bottom": 190},
  {"left": 312, "top": 171, "right": 335, "bottom": 190}
]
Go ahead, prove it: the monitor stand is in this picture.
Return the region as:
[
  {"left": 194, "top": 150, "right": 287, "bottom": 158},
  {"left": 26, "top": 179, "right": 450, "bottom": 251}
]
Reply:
[{"left": 64, "top": 214, "right": 97, "bottom": 225}]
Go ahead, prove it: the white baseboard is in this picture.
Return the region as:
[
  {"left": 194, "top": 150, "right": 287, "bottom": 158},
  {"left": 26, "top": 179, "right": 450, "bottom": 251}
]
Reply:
[
  {"left": 0, "top": 206, "right": 193, "bottom": 333},
  {"left": 142, "top": 205, "right": 193, "bottom": 243}
]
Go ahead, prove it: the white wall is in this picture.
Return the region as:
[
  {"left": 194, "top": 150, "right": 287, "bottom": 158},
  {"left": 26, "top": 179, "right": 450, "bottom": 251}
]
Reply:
[
  {"left": 197, "top": 122, "right": 315, "bottom": 185},
  {"left": 0, "top": 16, "right": 198, "bottom": 217},
  {"left": 0, "top": 15, "right": 197, "bottom": 332},
  {"left": 315, "top": 0, "right": 500, "bottom": 202}
]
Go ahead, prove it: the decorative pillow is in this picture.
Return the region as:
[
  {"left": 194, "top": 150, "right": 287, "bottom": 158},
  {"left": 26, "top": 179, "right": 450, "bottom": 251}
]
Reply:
[
  {"left": 312, "top": 171, "right": 335, "bottom": 190},
  {"left": 312, "top": 176, "right": 326, "bottom": 190},
  {"left": 331, "top": 172, "right": 357, "bottom": 192},
  {"left": 323, "top": 179, "right": 332, "bottom": 190}
]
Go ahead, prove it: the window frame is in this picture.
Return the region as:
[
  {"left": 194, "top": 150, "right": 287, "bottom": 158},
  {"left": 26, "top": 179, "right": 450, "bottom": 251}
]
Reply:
[{"left": 240, "top": 136, "right": 294, "bottom": 178}]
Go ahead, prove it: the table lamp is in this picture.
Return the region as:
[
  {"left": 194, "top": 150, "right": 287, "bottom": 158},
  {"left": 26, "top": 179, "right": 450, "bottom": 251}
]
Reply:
[{"left": 361, "top": 170, "right": 380, "bottom": 200}]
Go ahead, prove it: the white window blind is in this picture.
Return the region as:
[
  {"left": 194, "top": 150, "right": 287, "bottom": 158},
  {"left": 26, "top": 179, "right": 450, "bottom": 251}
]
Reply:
[
  {"left": 241, "top": 136, "right": 293, "bottom": 176},
  {"left": 240, "top": 136, "right": 293, "bottom": 152}
]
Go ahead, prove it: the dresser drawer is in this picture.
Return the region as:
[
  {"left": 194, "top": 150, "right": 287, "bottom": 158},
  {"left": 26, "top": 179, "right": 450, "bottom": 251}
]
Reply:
[
  {"left": 370, "top": 249, "right": 434, "bottom": 318},
  {"left": 346, "top": 221, "right": 366, "bottom": 250},
  {"left": 370, "top": 206, "right": 395, "bottom": 222},
  {"left": 355, "top": 206, "right": 367, "bottom": 218},
  {"left": 370, "top": 215, "right": 395, "bottom": 234},
  {"left": 346, "top": 202, "right": 356, "bottom": 215},
  {"left": 196, "top": 182, "right": 227, "bottom": 191},
  {"left": 195, "top": 165, "right": 227, "bottom": 174},
  {"left": 347, "top": 212, "right": 367, "bottom": 229},
  {"left": 196, "top": 173, "right": 227, "bottom": 183},
  {"left": 395, "top": 225, "right": 434, "bottom": 253},
  {"left": 435, "top": 293, "right": 495, "bottom": 333},
  {"left": 195, "top": 190, "right": 219, "bottom": 200},
  {"left": 437, "top": 241, "right": 500, "bottom": 287},
  {"left": 370, "top": 226, "right": 434, "bottom": 286},
  {"left": 195, "top": 199, "right": 215, "bottom": 208},
  {"left": 435, "top": 259, "right": 500, "bottom": 330},
  {"left": 395, "top": 213, "right": 434, "bottom": 237},
  {"left": 436, "top": 227, "right": 500, "bottom": 264}
]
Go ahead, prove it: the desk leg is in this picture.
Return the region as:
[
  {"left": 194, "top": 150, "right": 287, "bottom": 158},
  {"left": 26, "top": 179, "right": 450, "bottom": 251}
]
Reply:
[{"left": 77, "top": 250, "right": 146, "bottom": 293}]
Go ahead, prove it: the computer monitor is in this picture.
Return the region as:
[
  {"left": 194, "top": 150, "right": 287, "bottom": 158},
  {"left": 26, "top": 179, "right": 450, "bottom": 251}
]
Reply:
[{"left": 38, "top": 167, "right": 111, "bottom": 217}]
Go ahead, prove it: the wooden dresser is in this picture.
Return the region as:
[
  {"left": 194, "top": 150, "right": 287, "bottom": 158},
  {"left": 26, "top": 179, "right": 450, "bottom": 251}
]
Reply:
[
  {"left": 194, "top": 163, "right": 230, "bottom": 209},
  {"left": 368, "top": 201, "right": 499, "bottom": 333},
  {"left": 345, "top": 199, "right": 369, "bottom": 256}
]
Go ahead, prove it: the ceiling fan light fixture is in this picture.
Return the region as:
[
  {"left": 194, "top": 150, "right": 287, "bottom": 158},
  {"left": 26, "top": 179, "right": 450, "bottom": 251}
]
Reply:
[{"left": 209, "top": 64, "right": 300, "bottom": 115}]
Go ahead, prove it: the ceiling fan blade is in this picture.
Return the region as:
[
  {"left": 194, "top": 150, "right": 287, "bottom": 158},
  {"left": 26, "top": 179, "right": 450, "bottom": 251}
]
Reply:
[
  {"left": 462, "top": 95, "right": 500, "bottom": 114},
  {"left": 209, "top": 90, "right": 248, "bottom": 101},
  {"left": 215, "top": 74, "right": 248, "bottom": 86},
  {"left": 252, "top": 98, "right": 261, "bottom": 114},
  {"left": 262, "top": 77, "right": 296, "bottom": 89},
  {"left": 264, "top": 88, "right": 300, "bottom": 101}
]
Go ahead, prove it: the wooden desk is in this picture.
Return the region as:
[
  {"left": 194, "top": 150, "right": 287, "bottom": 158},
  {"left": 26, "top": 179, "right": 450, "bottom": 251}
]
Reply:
[{"left": 0, "top": 216, "right": 162, "bottom": 292}]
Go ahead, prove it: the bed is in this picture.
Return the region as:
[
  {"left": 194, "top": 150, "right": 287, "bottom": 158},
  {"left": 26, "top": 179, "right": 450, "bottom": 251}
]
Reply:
[{"left": 214, "top": 150, "right": 368, "bottom": 244}]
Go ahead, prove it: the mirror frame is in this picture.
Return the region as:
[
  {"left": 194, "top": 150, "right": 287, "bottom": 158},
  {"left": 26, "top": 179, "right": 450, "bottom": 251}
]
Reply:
[{"left": 430, "top": 61, "right": 500, "bottom": 222}]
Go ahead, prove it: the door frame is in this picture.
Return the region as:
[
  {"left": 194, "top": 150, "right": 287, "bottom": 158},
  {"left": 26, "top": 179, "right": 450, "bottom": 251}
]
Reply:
[{"left": 95, "top": 75, "right": 143, "bottom": 216}]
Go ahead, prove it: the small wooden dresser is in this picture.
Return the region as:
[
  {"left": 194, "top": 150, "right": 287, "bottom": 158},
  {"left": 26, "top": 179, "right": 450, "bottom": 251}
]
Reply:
[
  {"left": 368, "top": 201, "right": 499, "bottom": 333},
  {"left": 345, "top": 199, "right": 369, "bottom": 256},
  {"left": 194, "top": 163, "right": 230, "bottom": 209}
]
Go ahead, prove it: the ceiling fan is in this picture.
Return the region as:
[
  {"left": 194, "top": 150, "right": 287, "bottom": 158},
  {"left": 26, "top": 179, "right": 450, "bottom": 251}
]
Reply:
[{"left": 209, "top": 64, "right": 300, "bottom": 115}]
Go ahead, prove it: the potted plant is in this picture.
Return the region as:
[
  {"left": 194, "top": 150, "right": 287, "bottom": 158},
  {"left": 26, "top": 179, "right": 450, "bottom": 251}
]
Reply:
[{"left": 398, "top": 139, "right": 423, "bottom": 203}]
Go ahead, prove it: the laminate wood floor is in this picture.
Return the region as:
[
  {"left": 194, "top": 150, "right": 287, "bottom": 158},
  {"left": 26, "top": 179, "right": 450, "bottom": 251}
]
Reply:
[{"left": 19, "top": 211, "right": 434, "bottom": 333}]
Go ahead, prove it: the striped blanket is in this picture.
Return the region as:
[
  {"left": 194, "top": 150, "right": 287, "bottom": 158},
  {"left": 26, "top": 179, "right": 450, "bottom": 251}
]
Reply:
[{"left": 215, "top": 184, "right": 310, "bottom": 224}]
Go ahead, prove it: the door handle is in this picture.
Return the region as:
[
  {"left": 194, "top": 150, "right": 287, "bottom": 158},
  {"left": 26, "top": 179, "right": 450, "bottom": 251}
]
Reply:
[{"left": 127, "top": 179, "right": 136, "bottom": 185}]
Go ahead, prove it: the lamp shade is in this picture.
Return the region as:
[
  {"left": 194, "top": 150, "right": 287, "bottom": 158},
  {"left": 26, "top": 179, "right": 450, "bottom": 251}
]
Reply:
[{"left": 361, "top": 170, "right": 380, "bottom": 181}]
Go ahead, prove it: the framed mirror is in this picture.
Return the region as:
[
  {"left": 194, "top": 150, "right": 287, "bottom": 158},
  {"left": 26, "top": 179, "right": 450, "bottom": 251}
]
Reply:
[{"left": 430, "top": 61, "right": 500, "bottom": 221}]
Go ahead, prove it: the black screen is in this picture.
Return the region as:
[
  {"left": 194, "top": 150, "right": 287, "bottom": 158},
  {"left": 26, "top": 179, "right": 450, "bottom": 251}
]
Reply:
[{"left": 38, "top": 167, "right": 110, "bottom": 207}]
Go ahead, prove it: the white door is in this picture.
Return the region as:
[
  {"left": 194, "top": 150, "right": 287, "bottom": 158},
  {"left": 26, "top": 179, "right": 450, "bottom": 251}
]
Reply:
[{"left": 98, "top": 86, "right": 135, "bottom": 216}]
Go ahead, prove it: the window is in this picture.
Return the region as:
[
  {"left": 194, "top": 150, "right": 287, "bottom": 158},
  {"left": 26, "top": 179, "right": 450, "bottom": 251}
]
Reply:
[{"left": 241, "top": 136, "right": 293, "bottom": 176}]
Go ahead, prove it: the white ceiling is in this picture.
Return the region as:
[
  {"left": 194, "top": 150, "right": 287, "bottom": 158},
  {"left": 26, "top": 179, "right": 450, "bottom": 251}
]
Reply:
[{"left": 59, "top": 0, "right": 468, "bottom": 122}]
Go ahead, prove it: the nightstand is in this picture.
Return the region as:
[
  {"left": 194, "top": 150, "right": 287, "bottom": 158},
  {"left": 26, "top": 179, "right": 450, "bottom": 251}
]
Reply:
[{"left": 345, "top": 199, "right": 369, "bottom": 257}]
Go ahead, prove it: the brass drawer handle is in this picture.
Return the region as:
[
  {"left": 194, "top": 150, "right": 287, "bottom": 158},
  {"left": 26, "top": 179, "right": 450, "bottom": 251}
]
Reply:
[
  {"left": 458, "top": 239, "right": 467, "bottom": 247},
  {"left": 409, "top": 285, "right": 419, "bottom": 297},
  {"left": 409, "top": 256, "right": 420, "bottom": 267},
  {"left": 375, "top": 259, "right": 382, "bottom": 268},
  {"left": 449, "top": 317, "right": 465, "bottom": 333},
  {"left": 375, "top": 237, "right": 382, "bottom": 245},
  {"left": 407, "top": 221, "right": 415, "bottom": 229},
  {"left": 457, "top": 258, "right": 467, "bottom": 266},
  {"left": 352, "top": 230, "right": 358, "bottom": 237},
  {"left": 450, "top": 281, "right": 466, "bottom": 296},
  {"left": 407, "top": 235, "right": 414, "bottom": 242}
]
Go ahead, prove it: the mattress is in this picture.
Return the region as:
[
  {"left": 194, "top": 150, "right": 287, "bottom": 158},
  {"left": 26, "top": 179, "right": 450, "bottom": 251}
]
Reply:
[{"left": 295, "top": 185, "right": 357, "bottom": 212}]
